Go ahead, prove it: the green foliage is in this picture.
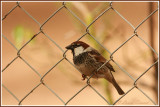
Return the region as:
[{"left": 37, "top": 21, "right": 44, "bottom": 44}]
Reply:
[
  {"left": 101, "top": 79, "right": 113, "bottom": 104},
  {"left": 13, "top": 25, "right": 34, "bottom": 49}
]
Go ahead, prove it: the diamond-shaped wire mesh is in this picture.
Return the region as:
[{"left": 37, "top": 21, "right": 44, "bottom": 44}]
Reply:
[{"left": 1, "top": 1, "right": 159, "bottom": 105}]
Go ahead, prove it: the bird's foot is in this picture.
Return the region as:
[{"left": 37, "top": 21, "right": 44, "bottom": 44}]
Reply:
[{"left": 82, "top": 74, "right": 86, "bottom": 80}]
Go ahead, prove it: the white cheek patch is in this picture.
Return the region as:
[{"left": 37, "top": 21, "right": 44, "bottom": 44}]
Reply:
[
  {"left": 74, "top": 46, "right": 84, "bottom": 56},
  {"left": 84, "top": 47, "right": 93, "bottom": 52}
]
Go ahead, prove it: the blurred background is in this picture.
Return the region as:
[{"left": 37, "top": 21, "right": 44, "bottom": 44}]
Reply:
[{"left": 2, "top": 2, "right": 158, "bottom": 105}]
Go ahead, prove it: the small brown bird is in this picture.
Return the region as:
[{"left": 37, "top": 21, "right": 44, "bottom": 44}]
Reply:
[{"left": 66, "top": 41, "right": 124, "bottom": 95}]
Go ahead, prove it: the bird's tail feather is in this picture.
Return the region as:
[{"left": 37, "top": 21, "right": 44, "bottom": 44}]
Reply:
[{"left": 112, "top": 78, "right": 124, "bottom": 95}]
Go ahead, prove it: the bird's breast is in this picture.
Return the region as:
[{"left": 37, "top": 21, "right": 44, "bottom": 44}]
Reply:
[
  {"left": 73, "top": 52, "right": 88, "bottom": 65},
  {"left": 73, "top": 52, "right": 110, "bottom": 79},
  {"left": 73, "top": 52, "right": 94, "bottom": 75}
]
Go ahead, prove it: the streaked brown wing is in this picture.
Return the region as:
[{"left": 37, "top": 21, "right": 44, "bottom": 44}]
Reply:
[{"left": 88, "top": 49, "right": 115, "bottom": 72}]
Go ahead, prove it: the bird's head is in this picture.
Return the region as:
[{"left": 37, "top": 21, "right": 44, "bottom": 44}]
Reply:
[{"left": 65, "top": 41, "right": 91, "bottom": 56}]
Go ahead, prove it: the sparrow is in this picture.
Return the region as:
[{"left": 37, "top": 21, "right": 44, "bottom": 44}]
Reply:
[{"left": 65, "top": 41, "right": 124, "bottom": 95}]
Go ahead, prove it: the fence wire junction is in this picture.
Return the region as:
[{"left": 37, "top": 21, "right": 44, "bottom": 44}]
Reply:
[{"left": 1, "top": 1, "right": 159, "bottom": 105}]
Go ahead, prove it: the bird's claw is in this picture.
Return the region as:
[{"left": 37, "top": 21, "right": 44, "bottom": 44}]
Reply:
[{"left": 82, "top": 74, "right": 86, "bottom": 80}]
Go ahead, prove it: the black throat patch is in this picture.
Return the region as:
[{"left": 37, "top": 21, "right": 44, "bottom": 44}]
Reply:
[{"left": 73, "top": 52, "right": 88, "bottom": 65}]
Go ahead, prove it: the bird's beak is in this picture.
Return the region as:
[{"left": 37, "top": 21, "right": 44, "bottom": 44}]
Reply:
[{"left": 65, "top": 44, "right": 73, "bottom": 50}]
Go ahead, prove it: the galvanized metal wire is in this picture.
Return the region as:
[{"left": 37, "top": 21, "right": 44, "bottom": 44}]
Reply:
[{"left": 2, "top": 1, "right": 159, "bottom": 105}]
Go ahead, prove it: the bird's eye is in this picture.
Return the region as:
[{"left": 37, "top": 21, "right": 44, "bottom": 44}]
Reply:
[
  {"left": 76, "top": 44, "right": 80, "bottom": 47},
  {"left": 71, "top": 43, "right": 75, "bottom": 46},
  {"left": 71, "top": 43, "right": 80, "bottom": 48}
]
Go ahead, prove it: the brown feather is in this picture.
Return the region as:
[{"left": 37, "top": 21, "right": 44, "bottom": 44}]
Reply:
[{"left": 88, "top": 49, "right": 115, "bottom": 72}]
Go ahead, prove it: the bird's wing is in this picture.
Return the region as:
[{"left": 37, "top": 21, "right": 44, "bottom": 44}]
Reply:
[{"left": 88, "top": 49, "right": 115, "bottom": 72}]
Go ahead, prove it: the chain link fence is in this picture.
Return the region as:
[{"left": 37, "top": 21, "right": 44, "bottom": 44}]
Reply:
[{"left": 2, "top": 1, "right": 159, "bottom": 105}]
